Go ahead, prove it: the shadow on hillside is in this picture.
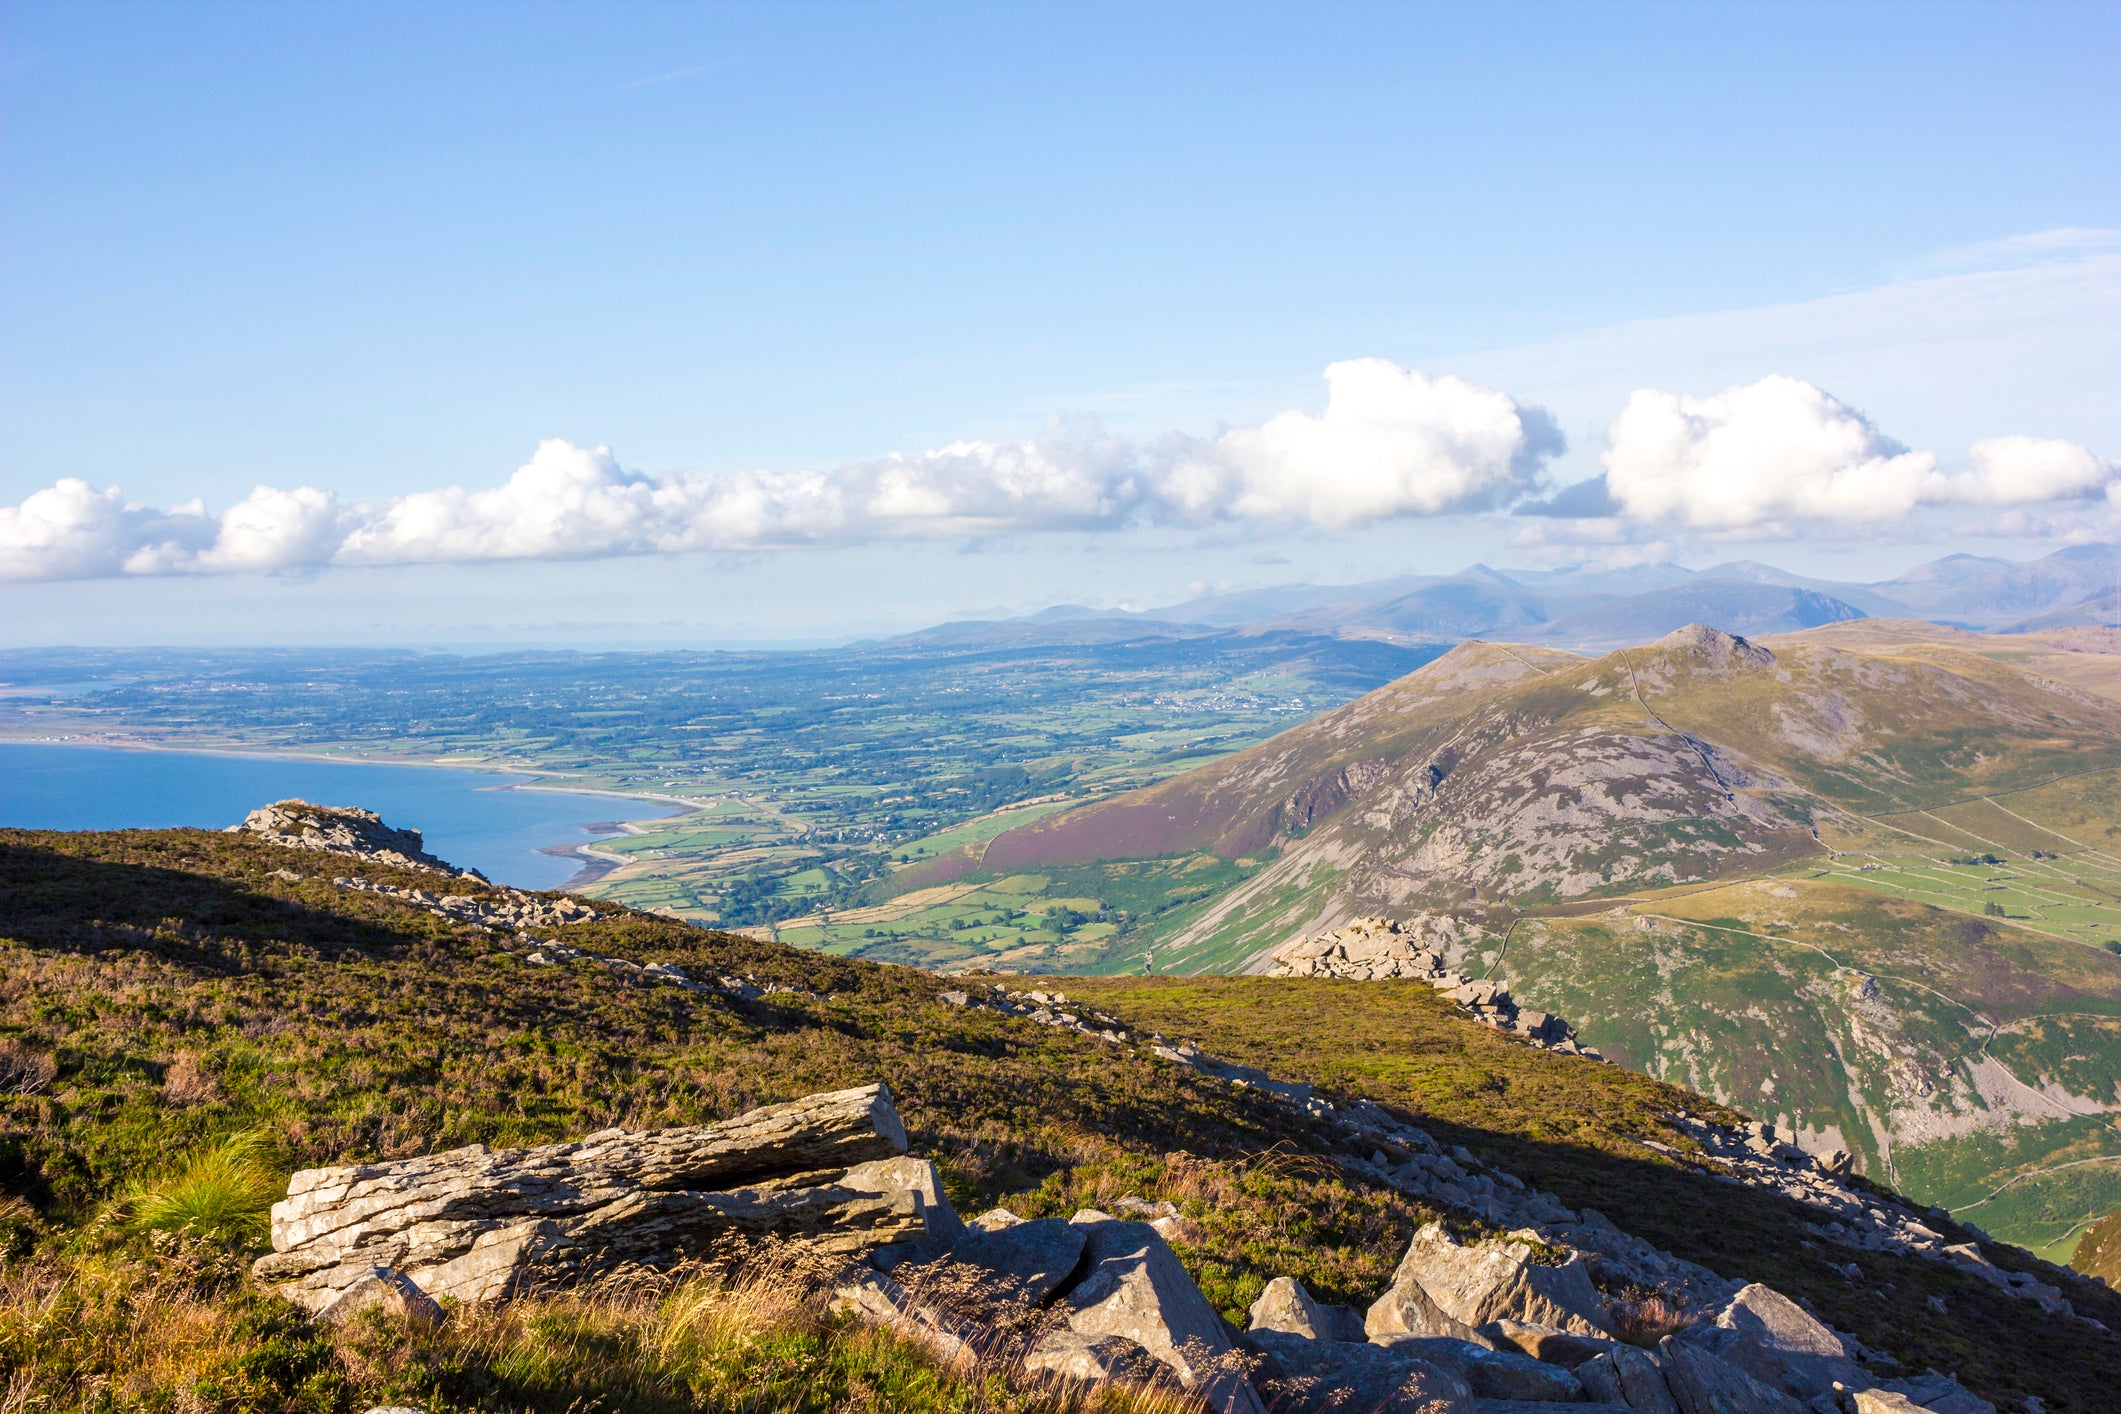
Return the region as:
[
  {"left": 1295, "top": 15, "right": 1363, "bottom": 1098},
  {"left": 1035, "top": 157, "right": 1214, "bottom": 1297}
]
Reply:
[{"left": 0, "top": 839, "right": 423, "bottom": 972}]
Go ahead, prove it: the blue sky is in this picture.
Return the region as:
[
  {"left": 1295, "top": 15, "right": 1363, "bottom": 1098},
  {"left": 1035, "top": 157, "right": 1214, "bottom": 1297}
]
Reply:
[{"left": 4, "top": 1, "right": 2118, "bottom": 643}]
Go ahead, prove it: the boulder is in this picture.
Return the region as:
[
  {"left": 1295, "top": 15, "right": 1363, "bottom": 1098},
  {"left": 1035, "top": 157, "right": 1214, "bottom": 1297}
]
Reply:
[
  {"left": 1249, "top": 1275, "right": 1367, "bottom": 1342},
  {"left": 1152, "top": 1213, "right": 1206, "bottom": 1245},
  {"left": 312, "top": 1266, "right": 443, "bottom": 1325},
  {"left": 896, "top": 1217, "right": 1088, "bottom": 1308},
  {"left": 1022, "top": 1330, "right": 1168, "bottom": 1384},
  {"left": 1939, "top": 1243, "right": 2011, "bottom": 1290},
  {"left": 1871, "top": 1375, "right": 1994, "bottom": 1414},
  {"left": 1474, "top": 1404, "right": 1638, "bottom": 1414},
  {"left": 1701, "top": 1282, "right": 1868, "bottom": 1400},
  {"left": 1368, "top": 1274, "right": 1492, "bottom": 1343},
  {"left": 1244, "top": 1328, "right": 1475, "bottom": 1413},
  {"left": 254, "top": 1084, "right": 926, "bottom": 1312},
  {"left": 1482, "top": 1317, "right": 1617, "bottom": 1368},
  {"left": 1852, "top": 1395, "right": 1925, "bottom": 1414},
  {"left": 831, "top": 1271, "right": 979, "bottom": 1367},
  {"left": 1054, "top": 1217, "right": 1267, "bottom": 1414},
  {"left": 1371, "top": 1223, "right": 1612, "bottom": 1338},
  {"left": 1655, "top": 1335, "right": 1807, "bottom": 1414},
  {"left": 1574, "top": 1346, "right": 1680, "bottom": 1413},
  {"left": 1371, "top": 1335, "right": 1584, "bottom": 1402}
]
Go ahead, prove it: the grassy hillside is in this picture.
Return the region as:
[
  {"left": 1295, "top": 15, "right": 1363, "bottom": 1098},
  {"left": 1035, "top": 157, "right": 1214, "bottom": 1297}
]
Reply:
[
  {"left": 1495, "top": 876, "right": 2121, "bottom": 1257},
  {"left": 5, "top": 826, "right": 2121, "bottom": 1410},
  {"left": 2074, "top": 1209, "right": 2121, "bottom": 1283}
]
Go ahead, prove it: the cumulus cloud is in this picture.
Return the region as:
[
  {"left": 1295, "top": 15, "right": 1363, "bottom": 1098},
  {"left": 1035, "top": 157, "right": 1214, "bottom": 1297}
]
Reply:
[
  {"left": 0, "top": 361, "right": 1564, "bottom": 582},
  {"left": 1598, "top": 375, "right": 2116, "bottom": 532},
  {"left": 1161, "top": 360, "right": 1561, "bottom": 526}
]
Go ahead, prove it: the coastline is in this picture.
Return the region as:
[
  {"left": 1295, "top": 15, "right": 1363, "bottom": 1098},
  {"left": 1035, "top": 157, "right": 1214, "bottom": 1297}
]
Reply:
[
  {"left": 0, "top": 737, "right": 695, "bottom": 890},
  {"left": 543, "top": 841, "right": 638, "bottom": 890},
  {"left": 0, "top": 733, "right": 700, "bottom": 810}
]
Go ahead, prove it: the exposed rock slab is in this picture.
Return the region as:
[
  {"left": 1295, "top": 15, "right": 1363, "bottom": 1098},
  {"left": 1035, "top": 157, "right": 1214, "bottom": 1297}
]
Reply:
[
  {"left": 1573, "top": 1346, "right": 1680, "bottom": 1412},
  {"left": 1244, "top": 1328, "right": 1475, "bottom": 1413},
  {"left": 1482, "top": 1318, "right": 1616, "bottom": 1368},
  {"left": 1654, "top": 1335, "right": 1807, "bottom": 1414},
  {"left": 1700, "top": 1281, "right": 1867, "bottom": 1399},
  {"left": 1373, "top": 1222, "right": 1612, "bottom": 1338},
  {"left": 1371, "top": 1335, "right": 1584, "bottom": 1403},
  {"left": 1249, "top": 1275, "right": 1367, "bottom": 1342},
  {"left": 1022, "top": 1330, "right": 1167, "bottom": 1384},
  {"left": 255, "top": 1084, "right": 922, "bottom": 1312},
  {"left": 885, "top": 1216, "right": 1087, "bottom": 1308},
  {"left": 1056, "top": 1215, "right": 1267, "bottom": 1414}
]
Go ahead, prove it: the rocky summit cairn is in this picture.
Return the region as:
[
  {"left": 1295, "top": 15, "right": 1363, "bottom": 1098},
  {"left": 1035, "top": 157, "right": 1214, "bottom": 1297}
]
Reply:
[
  {"left": 255, "top": 1083, "right": 934, "bottom": 1317},
  {"left": 235, "top": 800, "right": 462, "bottom": 875}
]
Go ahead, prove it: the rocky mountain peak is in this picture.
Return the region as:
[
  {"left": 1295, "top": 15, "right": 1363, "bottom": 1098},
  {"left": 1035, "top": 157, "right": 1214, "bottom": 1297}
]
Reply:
[{"left": 1648, "top": 622, "right": 1777, "bottom": 669}]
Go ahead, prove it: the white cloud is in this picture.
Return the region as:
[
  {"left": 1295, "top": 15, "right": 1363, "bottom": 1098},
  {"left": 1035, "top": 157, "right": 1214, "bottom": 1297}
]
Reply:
[
  {"left": 1951, "top": 435, "right": 2116, "bottom": 505},
  {"left": 0, "top": 362, "right": 1562, "bottom": 582},
  {"left": 1164, "top": 359, "right": 1560, "bottom": 526},
  {"left": 1600, "top": 375, "right": 2116, "bottom": 532},
  {"left": 0, "top": 479, "right": 220, "bottom": 581},
  {"left": 194, "top": 485, "right": 346, "bottom": 572}
]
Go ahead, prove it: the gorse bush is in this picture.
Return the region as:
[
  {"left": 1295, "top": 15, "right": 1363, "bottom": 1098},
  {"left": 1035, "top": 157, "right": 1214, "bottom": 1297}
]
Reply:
[{"left": 120, "top": 1130, "right": 282, "bottom": 1248}]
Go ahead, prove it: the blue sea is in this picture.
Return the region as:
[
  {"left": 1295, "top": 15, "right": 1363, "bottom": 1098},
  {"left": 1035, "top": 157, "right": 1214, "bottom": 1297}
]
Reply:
[{"left": 0, "top": 742, "right": 675, "bottom": 889}]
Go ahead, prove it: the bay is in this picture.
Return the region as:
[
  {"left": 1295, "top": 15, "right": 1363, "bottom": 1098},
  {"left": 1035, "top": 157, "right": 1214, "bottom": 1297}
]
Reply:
[{"left": 0, "top": 742, "right": 675, "bottom": 889}]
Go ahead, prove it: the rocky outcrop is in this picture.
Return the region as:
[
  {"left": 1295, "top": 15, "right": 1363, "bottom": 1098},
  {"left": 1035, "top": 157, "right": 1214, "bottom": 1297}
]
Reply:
[
  {"left": 333, "top": 875, "right": 599, "bottom": 931},
  {"left": 1266, "top": 915, "right": 1594, "bottom": 1056},
  {"left": 1371, "top": 1334, "right": 1586, "bottom": 1401},
  {"left": 1047, "top": 1215, "right": 1267, "bottom": 1414},
  {"left": 1369, "top": 1222, "right": 1613, "bottom": 1339},
  {"left": 1664, "top": 1112, "right": 2095, "bottom": 1315},
  {"left": 254, "top": 1084, "right": 928, "bottom": 1314},
  {"left": 937, "top": 982, "right": 1133, "bottom": 1044},
  {"left": 1244, "top": 1328, "right": 1476, "bottom": 1412},
  {"left": 1702, "top": 1282, "right": 1868, "bottom": 1401},
  {"left": 1576, "top": 1345, "right": 1681, "bottom": 1412},
  {"left": 1248, "top": 1274, "right": 1367, "bottom": 1342},
  {"left": 1268, "top": 914, "right": 1484, "bottom": 981},
  {"left": 236, "top": 801, "right": 463, "bottom": 875}
]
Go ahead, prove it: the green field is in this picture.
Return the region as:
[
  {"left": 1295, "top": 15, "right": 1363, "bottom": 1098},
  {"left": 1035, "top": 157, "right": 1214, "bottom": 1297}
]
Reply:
[{"left": 0, "top": 636, "right": 1436, "bottom": 937}]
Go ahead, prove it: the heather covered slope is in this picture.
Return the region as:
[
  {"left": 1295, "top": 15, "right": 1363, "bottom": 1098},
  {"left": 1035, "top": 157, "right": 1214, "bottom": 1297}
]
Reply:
[{"left": 5, "top": 825, "right": 2121, "bottom": 1408}]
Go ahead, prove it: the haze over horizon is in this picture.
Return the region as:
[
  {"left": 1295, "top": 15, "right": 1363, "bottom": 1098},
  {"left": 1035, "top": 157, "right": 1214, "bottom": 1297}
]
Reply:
[{"left": 4, "top": 2, "right": 2118, "bottom": 644}]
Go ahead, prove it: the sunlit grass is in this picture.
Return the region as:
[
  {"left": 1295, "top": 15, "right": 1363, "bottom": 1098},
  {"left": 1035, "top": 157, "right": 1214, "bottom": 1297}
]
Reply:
[{"left": 120, "top": 1130, "right": 282, "bottom": 1248}]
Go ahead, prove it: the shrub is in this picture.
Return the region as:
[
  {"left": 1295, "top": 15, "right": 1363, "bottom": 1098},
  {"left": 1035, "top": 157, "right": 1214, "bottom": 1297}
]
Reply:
[
  {"left": 120, "top": 1130, "right": 283, "bottom": 1248},
  {"left": 1608, "top": 1290, "right": 1697, "bottom": 1348},
  {"left": 0, "top": 1039, "right": 56, "bottom": 1096}
]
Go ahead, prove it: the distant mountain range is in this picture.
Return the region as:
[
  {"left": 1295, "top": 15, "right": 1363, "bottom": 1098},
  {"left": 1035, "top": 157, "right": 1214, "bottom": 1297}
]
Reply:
[{"left": 905, "top": 542, "right": 2121, "bottom": 650}]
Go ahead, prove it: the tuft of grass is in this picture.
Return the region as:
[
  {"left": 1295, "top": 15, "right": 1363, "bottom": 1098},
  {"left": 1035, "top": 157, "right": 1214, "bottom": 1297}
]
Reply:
[
  {"left": 1607, "top": 1291, "right": 1698, "bottom": 1349},
  {"left": 120, "top": 1130, "right": 282, "bottom": 1249}
]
